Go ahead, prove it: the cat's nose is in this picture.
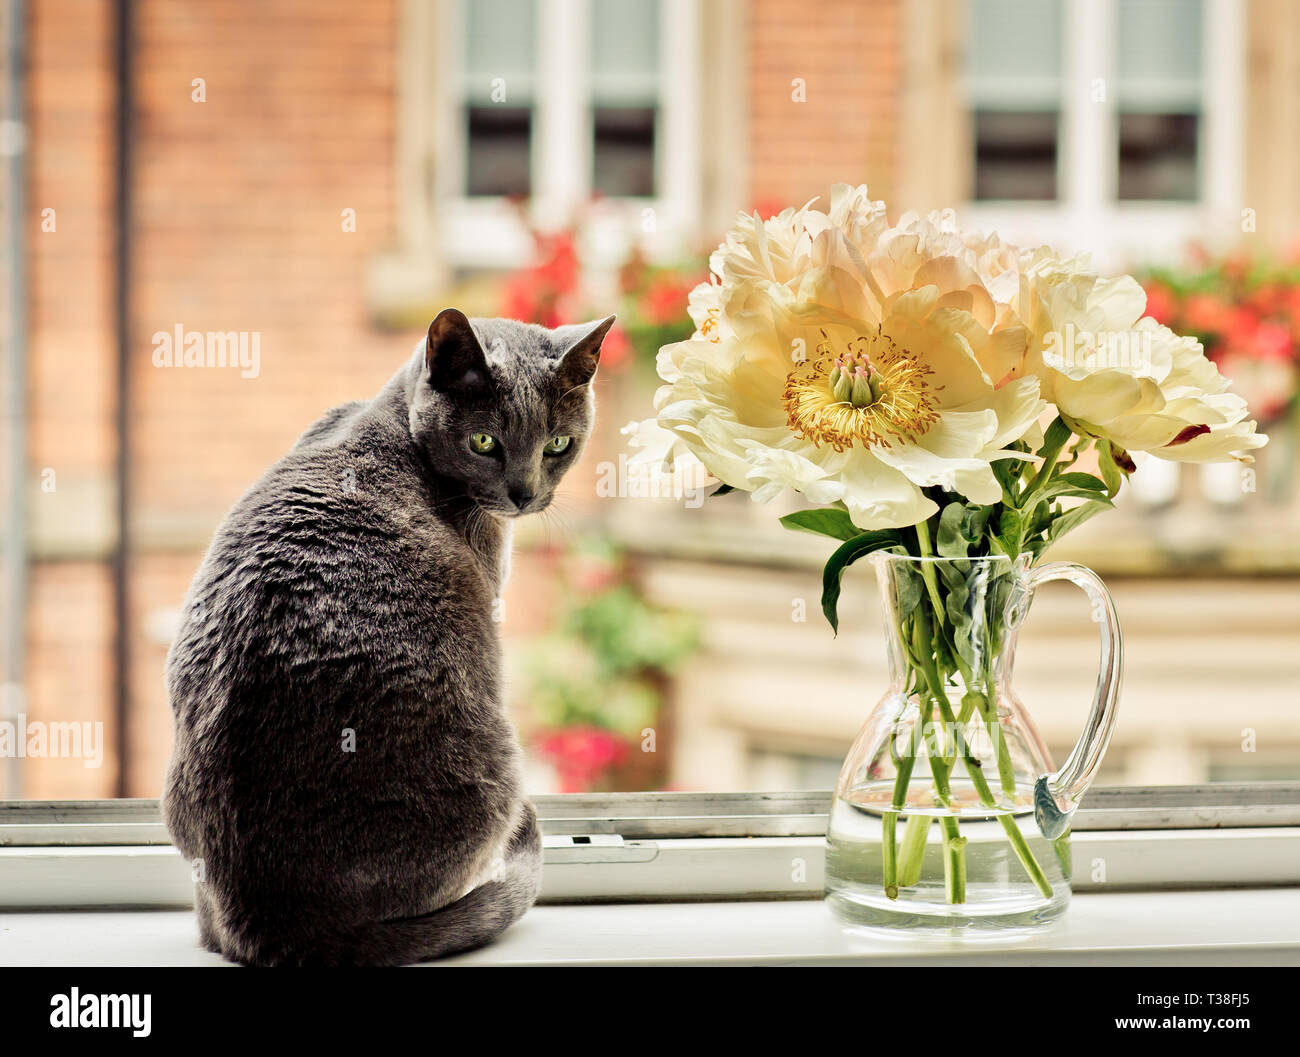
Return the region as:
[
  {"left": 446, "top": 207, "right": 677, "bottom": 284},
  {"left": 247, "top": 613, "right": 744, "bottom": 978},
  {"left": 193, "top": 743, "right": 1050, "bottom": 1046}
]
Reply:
[{"left": 507, "top": 486, "right": 534, "bottom": 511}]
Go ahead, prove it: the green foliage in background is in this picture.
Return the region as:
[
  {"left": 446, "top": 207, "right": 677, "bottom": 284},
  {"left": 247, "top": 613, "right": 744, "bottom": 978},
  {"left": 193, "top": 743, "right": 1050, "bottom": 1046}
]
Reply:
[{"left": 525, "top": 544, "right": 700, "bottom": 737}]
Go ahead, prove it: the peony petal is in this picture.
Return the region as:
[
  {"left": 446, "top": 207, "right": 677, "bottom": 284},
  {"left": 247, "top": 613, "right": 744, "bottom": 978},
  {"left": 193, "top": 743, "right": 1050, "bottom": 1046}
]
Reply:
[{"left": 838, "top": 454, "right": 938, "bottom": 530}]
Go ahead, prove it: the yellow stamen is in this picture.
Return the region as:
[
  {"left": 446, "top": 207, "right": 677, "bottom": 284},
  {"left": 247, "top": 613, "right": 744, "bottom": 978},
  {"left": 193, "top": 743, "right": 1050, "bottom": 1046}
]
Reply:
[
  {"left": 783, "top": 328, "right": 940, "bottom": 452},
  {"left": 700, "top": 310, "right": 721, "bottom": 344}
]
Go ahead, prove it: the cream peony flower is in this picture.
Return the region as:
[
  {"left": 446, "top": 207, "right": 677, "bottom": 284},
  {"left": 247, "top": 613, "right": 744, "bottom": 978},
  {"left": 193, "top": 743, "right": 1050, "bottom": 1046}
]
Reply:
[
  {"left": 635, "top": 187, "right": 1046, "bottom": 530},
  {"left": 1015, "top": 250, "right": 1267, "bottom": 462}
]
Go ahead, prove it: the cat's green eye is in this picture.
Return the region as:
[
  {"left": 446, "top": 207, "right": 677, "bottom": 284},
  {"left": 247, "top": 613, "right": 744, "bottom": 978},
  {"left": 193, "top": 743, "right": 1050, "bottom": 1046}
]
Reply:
[
  {"left": 543, "top": 435, "right": 573, "bottom": 456},
  {"left": 469, "top": 432, "right": 498, "bottom": 455}
]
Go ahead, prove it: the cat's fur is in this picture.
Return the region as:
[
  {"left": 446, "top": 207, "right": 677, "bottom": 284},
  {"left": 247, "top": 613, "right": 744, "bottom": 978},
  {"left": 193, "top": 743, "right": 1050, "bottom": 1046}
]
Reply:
[{"left": 162, "top": 309, "right": 614, "bottom": 966}]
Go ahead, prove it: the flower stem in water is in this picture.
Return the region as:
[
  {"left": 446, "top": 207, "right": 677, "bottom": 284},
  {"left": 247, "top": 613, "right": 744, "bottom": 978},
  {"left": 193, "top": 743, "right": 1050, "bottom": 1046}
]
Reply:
[
  {"left": 940, "top": 818, "right": 966, "bottom": 903},
  {"left": 882, "top": 811, "right": 899, "bottom": 899},
  {"left": 898, "top": 811, "right": 932, "bottom": 888}
]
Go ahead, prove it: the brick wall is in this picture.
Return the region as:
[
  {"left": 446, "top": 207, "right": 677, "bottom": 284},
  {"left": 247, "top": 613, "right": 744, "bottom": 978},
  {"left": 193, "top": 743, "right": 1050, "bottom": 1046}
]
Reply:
[
  {"left": 21, "top": 0, "right": 402, "bottom": 796},
  {"left": 747, "top": 0, "right": 901, "bottom": 211},
  {"left": 124, "top": 0, "right": 399, "bottom": 792}
]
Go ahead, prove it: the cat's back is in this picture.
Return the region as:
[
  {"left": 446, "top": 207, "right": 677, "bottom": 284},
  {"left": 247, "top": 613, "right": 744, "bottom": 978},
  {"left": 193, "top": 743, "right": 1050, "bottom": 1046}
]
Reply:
[
  {"left": 166, "top": 401, "right": 499, "bottom": 724},
  {"left": 163, "top": 398, "right": 516, "bottom": 863}
]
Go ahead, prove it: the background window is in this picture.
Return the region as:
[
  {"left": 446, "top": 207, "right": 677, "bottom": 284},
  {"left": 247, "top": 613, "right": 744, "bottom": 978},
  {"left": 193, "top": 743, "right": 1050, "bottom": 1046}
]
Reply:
[
  {"left": 590, "top": 0, "right": 661, "bottom": 197},
  {"left": 1116, "top": 0, "right": 1203, "bottom": 200},
  {"left": 462, "top": 0, "right": 536, "bottom": 197},
  {"left": 966, "top": 0, "right": 1063, "bottom": 201}
]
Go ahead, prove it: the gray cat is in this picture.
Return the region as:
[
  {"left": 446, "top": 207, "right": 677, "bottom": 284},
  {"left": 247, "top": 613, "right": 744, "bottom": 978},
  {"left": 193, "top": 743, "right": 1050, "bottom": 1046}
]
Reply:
[{"left": 162, "top": 309, "right": 614, "bottom": 966}]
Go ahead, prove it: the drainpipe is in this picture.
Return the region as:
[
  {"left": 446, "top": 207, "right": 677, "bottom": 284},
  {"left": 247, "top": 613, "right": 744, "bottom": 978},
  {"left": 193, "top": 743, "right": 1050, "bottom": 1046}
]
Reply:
[
  {"left": 1, "top": 0, "right": 27, "bottom": 800},
  {"left": 112, "top": 0, "right": 133, "bottom": 798}
]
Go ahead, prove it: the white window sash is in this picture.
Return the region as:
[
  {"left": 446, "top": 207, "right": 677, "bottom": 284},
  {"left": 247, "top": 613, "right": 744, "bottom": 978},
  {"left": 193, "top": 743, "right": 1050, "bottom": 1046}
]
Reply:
[
  {"left": 2, "top": 785, "right": 1297, "bottom": 909},
  {"left": 1061, "top": 0, "right": 1116, "bottom": 214},
  {"left": 963, "top": 0, "right": 1242, "bottom": 265},
  {"left": 1201, "top": 0, "right": 1244, "bottom": 216},
  {"left": 438, "top": 0, "right": 699, "bottom": 270},
  {"left": 533, "top": 0, "right": 587, "bottom": 220}
]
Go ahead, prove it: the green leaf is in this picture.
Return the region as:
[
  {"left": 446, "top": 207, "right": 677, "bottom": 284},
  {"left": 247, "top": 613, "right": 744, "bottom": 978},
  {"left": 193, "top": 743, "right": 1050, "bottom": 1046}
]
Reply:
[
  {"left": 779, "top": 507, "right": 861, "bottom": 542},
  {"left": 1027, "top": 498, "right": 1053, "bottom": 538},
  {"left": 1096, "top": 442, "right": 1133, "bottom": 499},
  {"left": 1054, "top": 471, "right": 1108, "bottom": 493},
  {"left": 1034, "top": 471, "right": 1114, "bottom": 505},
  {"left": 1049, "top": 499, "right": 1111, "bottom": 541},
  {"left": 1039, "top": 415, "right": 1073, "bottom": 457},
  {"left": 935, "top": 502, "right": 970, "bottom": 558},
  {"left": 935, "top": 560, "right": 979, "bottom": 674},
  {"left": 992, "top": 457, "right": 1026, "bottom": 505},
  {"left": 820, "top": 530, "right": 904, "bottom": 634},
  {"left": 961, "top": 505, "right": 992, "bottom": 546},
  {"left": 1025, "top": 538, "right": 1052, "bottom": 560},
  {"left": 710, "top": 483, "right": 738, "bottom": 497},
  {"left": 998, "top": 506, "right": 1024, "bottom": 554},
  {"left": 892, "top": 558, "right": 924, "bottom": 620}
]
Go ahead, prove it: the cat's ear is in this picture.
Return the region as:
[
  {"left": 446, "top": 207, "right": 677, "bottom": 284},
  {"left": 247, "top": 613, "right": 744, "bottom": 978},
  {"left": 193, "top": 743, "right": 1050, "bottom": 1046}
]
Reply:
[
  {"left": 425, "top": 309, "right": 490, "bottom": 391},
  {"left": 558, "top": 315, "right": 616, "bottom": 388}
]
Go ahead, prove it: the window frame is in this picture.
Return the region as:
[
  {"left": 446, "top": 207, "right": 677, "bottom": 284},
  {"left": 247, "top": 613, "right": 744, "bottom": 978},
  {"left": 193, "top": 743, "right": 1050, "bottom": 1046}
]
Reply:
[
  {"left": 961, "top": 0, "right": 1244, "bottom": 267},
  {"left": 436, "top": 0, "right": 702, "bottom": 272},
  {"left": 3, "top": 784, "right": 1298, "bottom": 909}
]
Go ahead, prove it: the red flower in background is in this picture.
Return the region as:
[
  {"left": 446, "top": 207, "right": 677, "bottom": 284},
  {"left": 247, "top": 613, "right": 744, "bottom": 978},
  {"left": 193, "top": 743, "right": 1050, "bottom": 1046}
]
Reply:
[
  {"left": 500, "top": 227, "right": 582, "bottom": 329},
  {"left": 1253, "top": 321, "right": 1293, "bottom": 363},
  {"left": 1139, "top": 245, "right": 1300, "bottom": 425},
  {"left": 749, "top": 195, "right": 788, "bottom": 221},
  {"left": 1215, "top": 348, "right": 1296, "bottom": 422},
  {"left": 1143, "top": 281, "right": 1176, "bottom": 324},
  {"left": 1184, "top": 292, "right": 1232, "bottom": 335},
  {"left": 535, "top": 726, "right": 630, "bottom": 793},
  {"left": 535, "top": 230, "right": 580, "bottom": 292},
  {"left": 497, "top": 217, "right": 638, "bottom": 372},
  {"left": 639, "top": 271, "right": 700, "bottom": 326}
]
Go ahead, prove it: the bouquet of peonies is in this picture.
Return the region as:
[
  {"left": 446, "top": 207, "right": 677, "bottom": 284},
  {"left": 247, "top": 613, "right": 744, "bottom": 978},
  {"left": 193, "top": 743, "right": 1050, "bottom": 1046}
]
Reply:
[
  {"left": 631, "top": 185, "right": 1265, "bottom": 616},
  {"left": 629, "top": 186, "right": 1267, "bottom": 913}
]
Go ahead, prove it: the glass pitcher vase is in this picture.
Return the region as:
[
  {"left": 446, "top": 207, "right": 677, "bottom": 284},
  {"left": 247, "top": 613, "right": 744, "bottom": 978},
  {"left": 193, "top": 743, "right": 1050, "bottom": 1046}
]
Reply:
[{"left": 825, "top": 552, "right": 1123, "bottom": 931}]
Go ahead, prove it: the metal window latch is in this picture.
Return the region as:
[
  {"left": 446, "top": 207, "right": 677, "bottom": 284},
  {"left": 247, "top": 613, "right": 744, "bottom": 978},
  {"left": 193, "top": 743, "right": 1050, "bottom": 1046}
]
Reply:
[
  {"left": 544, "top": 834, "right": 626, "bottom": 849},
  {"left": 542, "top": 833, "right": 658, "bottom": 864}
]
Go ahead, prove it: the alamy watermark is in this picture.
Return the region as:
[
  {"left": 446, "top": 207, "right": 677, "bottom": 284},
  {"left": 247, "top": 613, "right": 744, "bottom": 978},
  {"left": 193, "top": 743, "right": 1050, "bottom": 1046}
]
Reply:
[
  {"left": 1041, "top": 322, "right": 1153, "bottom": 373},
  {"left": 151, "top": 324, "right": 261, "bottom": 379},
  {"left": 892, "top": 718, "right": 1004, "bottom": 762},
  {"left": 595, "top": 454, "right": 707, "bottom": 508},
  {"left": 0, "top": 713, "right": 104, "bottom": 768},
  {"left": 50, "top": 988, "right": 151, "bottom": 1037}
]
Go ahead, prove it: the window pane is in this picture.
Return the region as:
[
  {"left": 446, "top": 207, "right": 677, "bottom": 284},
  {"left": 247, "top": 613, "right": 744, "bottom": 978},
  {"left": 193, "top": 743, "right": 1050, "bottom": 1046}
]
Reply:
[
  {"left": 973, "top": 110, "right": 1059, "bottom": 201},
  {"left": 1116, "top": 0, "right": 1203, "bottom": 201},
  {"left": 466, "top": 106, "right": 533, "bottom": 197},
  {"left": 1117, "top": 112, "right": 1199, "bottom": 200},
  {"left": 591, "top": 0, "right": 660, "bottom": 197},
  {"left": 1117, "top": 0, "right": 1203, "bottom": 111},
  {"left": 461, "top": 0, "right": 536, "bottom": 197},
  {"left": 591, "top": 0, "right": 660, "bottom": 104},
  {"left": 966, "top": 0, "right": 1063, "bottom": 201},
  {"left": 593, "top": 106, "right": 656, "bottom": 197},
  {"left": 463, "top": 0, "right": 536, "bottom": 102},
  {"left": 967, "top": 0, "right": 1064, "bottom": 108}
]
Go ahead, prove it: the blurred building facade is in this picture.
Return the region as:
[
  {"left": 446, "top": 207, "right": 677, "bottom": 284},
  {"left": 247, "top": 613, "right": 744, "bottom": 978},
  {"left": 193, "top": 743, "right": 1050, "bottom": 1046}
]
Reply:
[{"left": 2, "top": 0, "right": 1298, "bottom": 797}]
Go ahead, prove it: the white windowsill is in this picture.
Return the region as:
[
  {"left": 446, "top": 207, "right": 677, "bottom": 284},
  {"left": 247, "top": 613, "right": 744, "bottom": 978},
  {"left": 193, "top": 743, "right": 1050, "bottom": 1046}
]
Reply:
[
  {"left": 1, "top": 889, "right": 1297, "bottom": 966},
  {"left": 5, "top": 829, "right": 1299, "bottom": 908}
]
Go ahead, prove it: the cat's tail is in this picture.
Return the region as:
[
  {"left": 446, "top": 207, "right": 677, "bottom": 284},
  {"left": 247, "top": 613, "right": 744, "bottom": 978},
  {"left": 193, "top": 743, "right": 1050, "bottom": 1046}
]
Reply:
[{"left": 231, "top": 803, "right": 543, "bottom": 967}]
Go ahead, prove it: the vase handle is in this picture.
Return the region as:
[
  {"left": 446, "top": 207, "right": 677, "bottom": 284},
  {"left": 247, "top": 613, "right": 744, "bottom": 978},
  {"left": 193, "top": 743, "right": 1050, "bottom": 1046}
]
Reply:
[{"left": 1011, "top": 561, "right": 1124, "bottom": 839}]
